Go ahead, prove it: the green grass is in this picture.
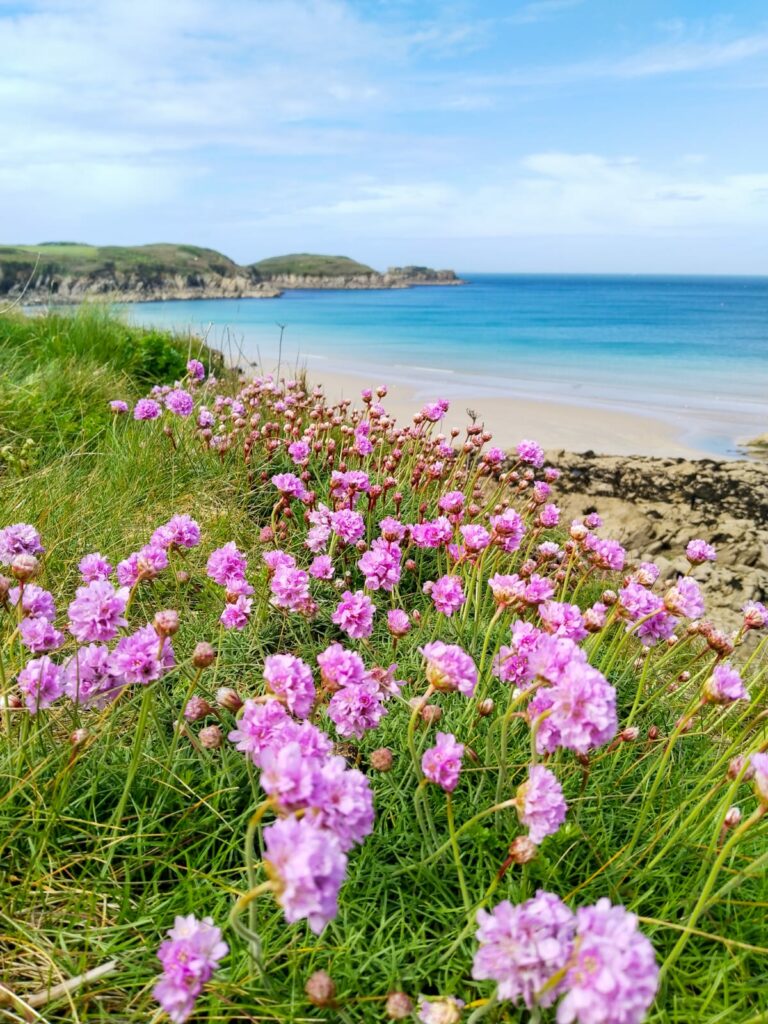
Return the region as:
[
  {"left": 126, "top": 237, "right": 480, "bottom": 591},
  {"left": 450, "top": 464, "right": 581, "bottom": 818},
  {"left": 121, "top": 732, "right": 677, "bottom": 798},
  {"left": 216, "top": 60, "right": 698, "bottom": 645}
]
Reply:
[
  {"left": 0, "top": 310, "right": 767, "bottom": 1023},
  {"left": 249, "top": 254, "right": 376, "bottom": 277}
]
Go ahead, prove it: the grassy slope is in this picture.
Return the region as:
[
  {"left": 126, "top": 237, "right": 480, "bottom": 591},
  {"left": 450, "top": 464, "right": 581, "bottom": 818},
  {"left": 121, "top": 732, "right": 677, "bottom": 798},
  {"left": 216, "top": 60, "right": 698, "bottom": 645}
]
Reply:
[
  {"left": 250, "top": 253, "right": 376, "bottom": 277},
  {"left": 0, "top": 310, "right": 766, "bottom": 1022}
]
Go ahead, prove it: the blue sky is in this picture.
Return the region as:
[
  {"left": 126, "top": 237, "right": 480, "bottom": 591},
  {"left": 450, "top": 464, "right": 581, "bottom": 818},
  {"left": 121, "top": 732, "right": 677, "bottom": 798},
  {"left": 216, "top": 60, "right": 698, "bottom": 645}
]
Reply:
[{"left": 1, "top": 0, "right": 767, "bottom": 272}]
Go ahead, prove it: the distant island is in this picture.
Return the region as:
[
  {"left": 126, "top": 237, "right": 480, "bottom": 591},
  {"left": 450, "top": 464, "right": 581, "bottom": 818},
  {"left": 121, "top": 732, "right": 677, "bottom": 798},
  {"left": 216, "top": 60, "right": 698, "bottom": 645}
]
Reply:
[{"left": 0, "top": 243, "right": 464, "bottom": 304}]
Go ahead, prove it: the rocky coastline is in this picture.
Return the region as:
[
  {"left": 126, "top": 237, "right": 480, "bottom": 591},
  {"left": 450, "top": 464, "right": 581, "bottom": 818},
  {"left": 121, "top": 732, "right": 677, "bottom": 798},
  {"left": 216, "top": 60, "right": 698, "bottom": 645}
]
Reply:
[
  {"left": 3, "top": 264, "right": 463, "bottom": 306},
  {"left": 549, "top": 450, "right": 767, "bottom": 627}
]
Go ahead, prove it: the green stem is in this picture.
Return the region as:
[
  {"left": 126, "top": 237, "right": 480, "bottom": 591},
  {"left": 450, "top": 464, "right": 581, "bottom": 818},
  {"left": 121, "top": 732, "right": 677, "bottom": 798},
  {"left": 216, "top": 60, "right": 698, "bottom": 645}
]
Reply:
[{"left": 446, "top": 792, "right": 471, "bottom": 911}]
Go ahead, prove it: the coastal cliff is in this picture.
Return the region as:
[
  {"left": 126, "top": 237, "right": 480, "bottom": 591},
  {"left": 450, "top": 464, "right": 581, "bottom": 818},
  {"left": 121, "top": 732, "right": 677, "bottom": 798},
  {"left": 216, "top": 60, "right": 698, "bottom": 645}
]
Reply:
[{"left": 0, "top": 243, "right": 463, "bottom": 305}]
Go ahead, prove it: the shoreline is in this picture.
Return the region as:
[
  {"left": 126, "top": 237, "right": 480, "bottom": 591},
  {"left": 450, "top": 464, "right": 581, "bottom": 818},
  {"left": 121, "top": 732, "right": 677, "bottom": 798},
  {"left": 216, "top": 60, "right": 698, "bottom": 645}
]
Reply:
[{"left": 299, "top": 364, "right": 751, "bottom": 460}]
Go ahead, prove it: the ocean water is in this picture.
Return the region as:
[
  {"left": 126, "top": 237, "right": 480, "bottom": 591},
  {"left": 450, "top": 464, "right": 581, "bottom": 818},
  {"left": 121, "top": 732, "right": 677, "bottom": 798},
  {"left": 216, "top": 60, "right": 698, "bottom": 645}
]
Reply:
[{"left": 126, "top": 274, "right": 768, "bottom": 456}]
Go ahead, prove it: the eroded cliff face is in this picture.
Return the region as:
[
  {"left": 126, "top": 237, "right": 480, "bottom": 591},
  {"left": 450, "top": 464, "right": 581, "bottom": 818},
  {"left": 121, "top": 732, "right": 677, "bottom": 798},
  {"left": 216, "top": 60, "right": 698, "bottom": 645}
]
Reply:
[
  {"left": 548, "top": 450, "right": 768, "bottom": 626},
  {"left": 3, "top": 265, "right": 463, "bottom": 305}
]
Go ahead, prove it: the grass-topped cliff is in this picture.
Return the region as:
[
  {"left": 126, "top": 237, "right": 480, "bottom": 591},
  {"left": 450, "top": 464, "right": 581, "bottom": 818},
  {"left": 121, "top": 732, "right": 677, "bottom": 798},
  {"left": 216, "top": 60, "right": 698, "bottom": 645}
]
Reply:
[{"left": 0, "top": 243, "right": 461, "bottom": 304}]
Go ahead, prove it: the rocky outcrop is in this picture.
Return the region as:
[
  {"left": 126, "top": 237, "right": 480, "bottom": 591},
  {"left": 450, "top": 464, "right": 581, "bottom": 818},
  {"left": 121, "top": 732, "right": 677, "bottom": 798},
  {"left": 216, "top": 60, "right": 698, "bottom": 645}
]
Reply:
[
  {"left": 548, "top": 450, "right": 768, "bottom": 627},
  {"left": 251, "top": 268, "right": 463, "bottom": 291}
]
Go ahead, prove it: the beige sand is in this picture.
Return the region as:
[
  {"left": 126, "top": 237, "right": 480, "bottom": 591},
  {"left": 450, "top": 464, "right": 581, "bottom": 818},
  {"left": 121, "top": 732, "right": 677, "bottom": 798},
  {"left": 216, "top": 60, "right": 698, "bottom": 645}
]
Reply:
[{"left": 304, "top": 366, "right": 713, "bottom": 458}]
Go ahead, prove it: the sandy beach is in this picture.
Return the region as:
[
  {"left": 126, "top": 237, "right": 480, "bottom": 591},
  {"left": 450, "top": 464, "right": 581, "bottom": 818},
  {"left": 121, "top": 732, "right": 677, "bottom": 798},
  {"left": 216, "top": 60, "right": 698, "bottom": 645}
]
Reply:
[{"left": 305, "top": 365, "right": 732, "bottom": 459}]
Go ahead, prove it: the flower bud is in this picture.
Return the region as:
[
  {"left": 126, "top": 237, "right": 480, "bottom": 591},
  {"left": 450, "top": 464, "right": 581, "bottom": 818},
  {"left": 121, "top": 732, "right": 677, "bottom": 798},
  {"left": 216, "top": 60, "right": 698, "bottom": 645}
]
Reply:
[
  {"left": 259, "top": 526, "right": 275, "bottom": 544},
  {"left": 724, "top": 806, "right": 742, "bottom": 829},
  {"left": 175, "top": 570, "right": 191, "bottom": 584},
  {"left": 370, "top": 747, "right": 394, "bottom": 772},
  {"left": 420, "top": 704, "right": 442, "bottom": 726},
  {"left": 199, "top": 724, "right": 223, "bottom": 749},
  {"left": 153, "top": 609, "right": 180, "bottom": 637},
  {"left": 477, "top": 698, "right": 495, "bottom": 717},
  {"left": 647, "top": 725, "right": 660, "bottom": 741},
  {"left": 11, "top": 553, "right": 39, "bottom": 581},
  {"left": 215, "top": 686, "right": 243, "bottom": 712},
  {"left": 70, "top": 727, "right": 89, "bottom": 747},
  {"left": 508, "top": 835, "right": 538, "bottom": 864},
  {"left": 570, "top": 522, "right": 588, "bottom": 541},
  {"left": 727, "top": 755, "right": 754, "bottom": 781},
  {"left": 0, "top": 574, "right": 11, "bottom": 604},
  {"left": 620, "top": 727, "right": 639, "bottom": 742},
  {"left": 305, "top": 970, "right": 336, "bottom": 1007},
  {"left": 386, "top": 992, "right": 414, "bottom": 1019},
  {"left": 192, "top": 642, "right": 216, "bottom": 668},
  {"left": 602, "top": 589, "right": 618, "bottom": 606},
  {"left": 184, "top": 696, "right": 212, "bottom": 722}
]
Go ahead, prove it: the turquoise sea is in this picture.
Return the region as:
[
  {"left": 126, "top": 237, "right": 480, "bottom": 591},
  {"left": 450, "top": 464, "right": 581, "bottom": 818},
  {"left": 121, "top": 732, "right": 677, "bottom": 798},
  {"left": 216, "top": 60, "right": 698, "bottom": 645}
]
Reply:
[{"left": 127, "top": 274, "right": 768, "bottom": 457}]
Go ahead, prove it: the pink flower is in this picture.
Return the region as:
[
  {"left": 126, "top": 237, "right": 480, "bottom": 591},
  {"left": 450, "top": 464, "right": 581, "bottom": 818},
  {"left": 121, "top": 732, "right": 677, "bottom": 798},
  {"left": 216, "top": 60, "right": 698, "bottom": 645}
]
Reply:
[
  {"left": 460, "top": 524, "right": 491, "bottom": 552},
  {"left": 664, "top": 577, "right": 705, "bottom": 619},
  {"left": 151, "top": 515, "right": 201, "bottom": 550},
  {"left": 206, "top": 542, "right": 248, "bottom": 587},
  {"left": 516, "top": 439, "right": 545, "bottom": 468},
  {"left": 488, "top": 573, "right": 526, "bottom": 607},
  {"left": 410, "top": 516, "right": 453, "bottom": 549},
  {"left": 317, "top": 643, "right": 366, "bottom": 689},
  {"left": 332, "top": 590, "right": 375, "bottom": 640},
  {"left": 134, "top": 398, "right": 161, "bottom": 420},
  {"left": 358, "top": 539, "right": 401, "bottom": 591},
  {"left": 516, "top": 766, "right": 567, "bottom": 844},
  {"left": 585, "top": 535, "right": 626, "bottom": 572},
  {"left": 165, "top": 389, "right": 194, "bottom": 416},
  {"left": 270, "top": 565, "right": 311, "bottom": 612},
  {"left": 9, "top": 584, "right": 55, "bottom": 620},
  {"left": 539, "top": 503, "right": 560, "bottom": 528},
  {"left": 220, "top": 595, "right": 252, "bottom": 630},
  {"left": 703, "top": 663, "right": 749, "bottom": 704},
  {"left": 67, "top": 579, "right": 128, "bottom": 643},
  {"left": 262, "top": 549, "right": 296, "bottom": 574},
  {"left": 421, "top": 641, "right": 477, "bottom": 696},
  {"left": 490, "top": 509, "right": 526, "bottom": 553},
  {"left": 328, "top": 678, "right": 387, "bottom": 738},
  {"left": 559, "top": 900, "right": 659, "bottom": 1024},
  {"left": 427, "top": 575, "right": 465, "bottom": 616},
  {"left": 78, "top": 552, "right": 113, "bottom": 582},
  {"left": 309, "top": 757, "right": 375, "bottom": 850},
  {"left": 263, "top": 815, "right": 347, "bottom": 934},
  {"left": 272, "top": 472, "right": 307, "bottom": 500},
  {"left": 17, "top": 655, "right": 64, "bottom": 712},
  {"left": 528, "top": 661, "right": 617, "bottom": 755},
  {"left": 422, "top": 731, "right": 464, "bottom": 792},
  {"left": 153, "top": 914, "right": 228, "bottom": 1024},
  {"left": 538, "top": 601, "right": 587, "bottom": 642},
  {"left": 64, "top": 644, "right": 122, "bottom": 706},
  {"left": 263, "top": 653, "right": 316, "bottom": 718},
  {"left": 330, "top": 509, "right": 365, "bottom": 545},
  {"left": 309, "top": 555, "right": 334, "bottom": 579},
  {"left": 743, "top": 600, "right": 768, "bottom": 631},
  {"left": 19, "top": 616, "right": 64, "bottom": 652},
  {"left": 421, "top": 398, "right": 449, "bottom": 422},
  {"left": 111, "top": 624, "right": 174, "bottom": 685},
  {"left": 0, "top": 522, "right": 44, "bottom": 564},
  {"left": 110, "top": 399, "right": 129, "bottom": 413},
  {"left": 379, "top": 516, "right": 406, "bottom": 542},
  {"left": 472, "top": 892, "right": 575, "bottom": 1009},
  {"left": 186, "top": 358, "right": 206, "bottom": 381},
  {"left": 287, "top": 440, "right": 311, "bottom": 465},
  {"left": 387, "top": 609, "right": 411, "bottom": 637},
  {"left": 438, "top": 491, "right": 465, "bottom": 515},
  {"left": 686, "top": 538, "right": 716, "bottom": 564}
]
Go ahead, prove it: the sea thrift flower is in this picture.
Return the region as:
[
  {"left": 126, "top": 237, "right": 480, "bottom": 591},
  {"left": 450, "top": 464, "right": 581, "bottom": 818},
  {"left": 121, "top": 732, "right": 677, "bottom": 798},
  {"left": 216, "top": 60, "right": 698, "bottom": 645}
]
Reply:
[
  {"left": 490, "top": 509, "right": 526, "bottom": 553},
  {"left": 421, "top": 641, "right": 477, "bottom": 696},
  {"left": 418, "top": 997, "right": 464, "bottom": 1024},
  {"left": 516, "top": 439, "right": 545, "bottom": 468},
  {"left": 263, "top": 653, "right": 316, "bottom": 718},
  {"left": 228, "top": 700, "right": 294, "bottom": 764},
  {"left": 750, "top": 752, "right": 768, "bottom": 804},
  {"left": 262, "top": 549, "right": 296, "bottom": 574},
  {"left": 358, "top": 539, "right": 401, "bottom": 591},
  {"left": 703, "top": 663, "right": 749, "bottom": 704},
  {"left": 420, "top": 398, "right": 449, "bottom": 422},
  {"left": 330, "top": 509, "right": 365, "bottom": 545},
  {"left": 379, "top": 516, "right": 407, "bottom": 542},
  {"left": 538, "top": 601, "right": 587, "bottom": 642},
  {"left": 270, "top": 565, "right": 311, "bottom": 612},
  {"left": 165, "top": 389, "right": 194, "bottom": 416},
  {"left": 529, "top": 661, "right": 617, "bottom": 754},
  {"left": 516, "top": 766, "right": 568, "bottom": 844},
  {"left": 78, "top": 552, "right": 112, "bottom": 582},
  {"left": 310, "top": 757, "right": 375, "bottom": 850},
  {"left": 19, "top": 616, "right": 64, "bottom": 652},
  {"left": 206, "top": 542, "right": 247, "bottom": 586},
  {"left": 743, "top": 601, "right": 768, "bottom": 631},
  {"left": 9, "top": 583, "right": 55, "bottom": 620},
  {"left": 134, "top": 398, "right": 161, "bottom": 420},
  {"left": 153, "top": 915, "right": 228, "bottom": 1024},
  {"left": 460, "top": 524, "right": 491, "bottom": 552},
  {"left": 539, "top": 503, "right": 560, "bottom": 528},
  {"left": 220, "top": 594, "right": 252, "bottom": 630},
  {"left": 559, "top": 900, "right": 659, "bottom": 1024},
  {"left": 263, "top": 815, "right": 347, "bottom": 934},
  {"left": 428, "top": 575, "right": 465, "bottom": 616},
  {"left": 488, "top": 573, "right": 525, "bottom": 607},
  {"left": 387, "top": 609, "right": 411, "bottom": 637},
  {"left": 111, "top": 624, "right": 174, "bottom": 685},
  {"left": 664, "top": 577, "right": 705, "bottom": 619},
  {"left": 110, "top": 399, "right": 129, "bottom": 413},
  {"left": 410, "top": 516, "right": 453, "bottom": 549},
  {"left": 151, "top": 514, "right": 201, "bottom": 550},
  {"left": 67, "top": 579, "right": 128, "bottom": 643},
  {"left": 328, "top": 678, "right": 387, "bottom": 738},
  {"left": 317, "top": 643, "right": 365, "bottom": 689},
  {"left": 422, "top": 731, "right": 464, "bottom": 791},
  {"left": 309, "top": 554, "right": 334, "bottom": 579},
  {"left": 686, "top": 539, "right": 717, "bottom": 564},
  {"left": 332, "top": 590, "right": 375, "bottom": 640},
  {"left": 64, "top": 644, "right": 121, "bottom": 706},
  {"left": 186, "top": 358, "right": 205, "bottom": 381},
  {"left": 523, "top": 575, "right": 555, "bottom": 605},
  {"left": 439, "top": 491, "right": 465, "bottom": 515},
  {"left": 472, "top": 892, "right": 575, "bottom": 1009},
  {"left": 272, "top": 472, "right": 306, "bottom": 500},
  {"left": 288, "top": 440, "right": 310, "bottom": 465},
  {"left": 17, "top": 655, "right": 64, "bottom": 712},
  {"left": 0, "top": 523, "right": 44, "bottom": 564},
  {"left": 585, "top": 535, "right": 626, "bottom": 572}
]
